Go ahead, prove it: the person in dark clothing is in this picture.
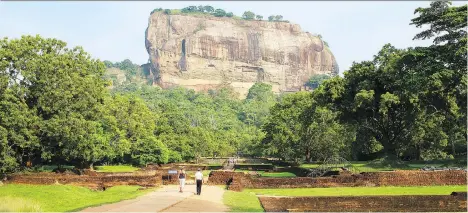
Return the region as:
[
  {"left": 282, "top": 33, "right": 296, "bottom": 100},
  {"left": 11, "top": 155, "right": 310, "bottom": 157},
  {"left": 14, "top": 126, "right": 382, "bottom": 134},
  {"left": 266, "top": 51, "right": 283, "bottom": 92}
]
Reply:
[{"left": 194, "top": 168, "right": 204, "bottom": 195}]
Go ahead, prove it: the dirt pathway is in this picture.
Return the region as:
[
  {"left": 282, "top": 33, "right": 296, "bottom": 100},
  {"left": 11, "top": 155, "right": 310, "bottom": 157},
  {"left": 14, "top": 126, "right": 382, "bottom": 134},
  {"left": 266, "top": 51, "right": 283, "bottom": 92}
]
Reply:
[{"left": 81, "top": 185, "right": 228, "bottom": 212}]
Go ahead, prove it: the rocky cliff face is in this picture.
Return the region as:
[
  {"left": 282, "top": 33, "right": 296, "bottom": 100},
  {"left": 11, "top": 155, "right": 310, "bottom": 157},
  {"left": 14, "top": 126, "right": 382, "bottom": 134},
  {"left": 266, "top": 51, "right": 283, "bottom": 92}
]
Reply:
[{"left": 145, "top": 12, "right": 339, "bottom": 98}]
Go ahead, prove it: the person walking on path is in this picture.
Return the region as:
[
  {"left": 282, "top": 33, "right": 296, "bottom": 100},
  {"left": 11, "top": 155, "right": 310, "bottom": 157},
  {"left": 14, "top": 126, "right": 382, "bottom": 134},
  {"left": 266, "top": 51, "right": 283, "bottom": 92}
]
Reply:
[
  {"left": 195, "top": 168, "right": 204, "bottom": 195},
  {"left": 178, "top": 169, "right": 186, "bottom": 193}
]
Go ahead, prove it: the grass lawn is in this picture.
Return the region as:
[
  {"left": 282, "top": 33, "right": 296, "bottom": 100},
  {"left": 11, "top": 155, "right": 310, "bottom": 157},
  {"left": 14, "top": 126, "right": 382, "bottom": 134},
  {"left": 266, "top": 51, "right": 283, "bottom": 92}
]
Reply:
[
  {"left": 223, "top": 190, "right": 264, "bottom": 212},
  {"left": 245, "top": 185, "right": 467, "bottom": 197},
  {"left": 0, "top": 184, "right": 151, "bottom": 212},
  {"left": 299, "top": 161, "right": 451, "bottom": 172},
  {"left": 261, "top": 172, "right": 296, "bottom": 178},
  {"left": 94, "top": 165, "right": 139, "bottom": 172},
  {"left": 234, "top": 170, "right": 296, "bottom": 178},
  {"left": 0, "top": 197, "right": 41, "bottom": 212}
]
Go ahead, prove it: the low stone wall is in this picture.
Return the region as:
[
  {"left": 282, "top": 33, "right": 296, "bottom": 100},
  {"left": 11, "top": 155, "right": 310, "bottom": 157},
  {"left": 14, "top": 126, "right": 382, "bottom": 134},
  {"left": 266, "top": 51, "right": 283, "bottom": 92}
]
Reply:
[
  {"left": 162, "top": 174, "right": 179, "bottom": 185},
  {"left": 6, "top": 172, "right": 162, "bottom": 190},
  {"left": 217, "top": 170, "right": 467, "bottom": 191},
  {"left": 207, "top": 171, "right": 235, "bottom": 185},
  {"left": 259, "top": 193, "right": 468, "bottom": 212}
]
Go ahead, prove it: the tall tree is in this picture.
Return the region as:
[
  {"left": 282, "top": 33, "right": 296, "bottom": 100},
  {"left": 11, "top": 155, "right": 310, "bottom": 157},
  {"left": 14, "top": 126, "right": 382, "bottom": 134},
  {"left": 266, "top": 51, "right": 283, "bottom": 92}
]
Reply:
[
  {"left": 203, "top": 6, "right": 214, "bottom": 13},
  {"left": 0, "top": 35, "right": 111, "bottom": 169},
  {"left": 242, "top": 11, "right": 256, "bottom": 20}
]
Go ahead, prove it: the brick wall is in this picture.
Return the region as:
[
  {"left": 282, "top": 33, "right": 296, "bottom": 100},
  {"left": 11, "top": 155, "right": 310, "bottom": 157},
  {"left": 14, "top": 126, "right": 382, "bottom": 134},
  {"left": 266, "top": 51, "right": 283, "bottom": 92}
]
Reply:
[
  {"left": 208, "top": 170, "right": 467, "bottom": 191},
  {"left": 207, "top": 171, "right": 236, "bottom": 185},
  {"left": 7, "top": 172, "right": 162, "bottom": 190},
  {"left": 249, "top": 170, "right": 467, "bottom": 189},
  {"left": 259, "top": 194, "right": 468, "bottom": 212}
]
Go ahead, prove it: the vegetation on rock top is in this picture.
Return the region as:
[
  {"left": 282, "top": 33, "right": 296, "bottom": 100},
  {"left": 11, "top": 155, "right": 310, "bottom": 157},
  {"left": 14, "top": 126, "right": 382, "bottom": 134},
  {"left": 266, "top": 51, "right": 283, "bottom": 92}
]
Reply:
[{"left": 150, "top": 5, "right": 289, "bottom": 23}]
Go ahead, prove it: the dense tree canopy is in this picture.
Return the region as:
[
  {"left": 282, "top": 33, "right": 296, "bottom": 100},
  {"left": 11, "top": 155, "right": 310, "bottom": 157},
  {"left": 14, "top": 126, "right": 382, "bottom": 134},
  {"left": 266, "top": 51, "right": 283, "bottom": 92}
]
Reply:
[
  {"left": 305, "top": 74, "right": 331, "bottom": 89},
  {"left": 262, "top": 1, "right": 467, "bottom": 162},
  {"left": 0, "top": 1, "right": 465, "bottom": 174}
]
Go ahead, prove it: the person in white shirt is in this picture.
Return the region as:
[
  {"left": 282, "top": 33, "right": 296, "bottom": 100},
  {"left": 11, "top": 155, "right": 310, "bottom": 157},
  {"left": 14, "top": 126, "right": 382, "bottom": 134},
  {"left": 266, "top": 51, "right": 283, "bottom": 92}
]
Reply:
[{"left": 194, "top": 168, "right": 204, "bottom": 195}]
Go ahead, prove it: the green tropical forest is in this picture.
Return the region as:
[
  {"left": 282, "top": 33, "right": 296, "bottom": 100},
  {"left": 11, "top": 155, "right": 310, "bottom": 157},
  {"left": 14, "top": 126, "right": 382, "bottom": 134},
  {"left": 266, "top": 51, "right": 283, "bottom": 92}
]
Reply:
[{"left": 0, "top": 1, "right": 466, "bottom": 173}]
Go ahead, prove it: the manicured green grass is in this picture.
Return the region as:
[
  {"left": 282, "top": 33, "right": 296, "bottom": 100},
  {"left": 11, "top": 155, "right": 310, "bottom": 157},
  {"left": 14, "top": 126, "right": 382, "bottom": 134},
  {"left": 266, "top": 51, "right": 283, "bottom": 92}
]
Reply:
[
  {"left": 0, "top": 184, "right": 151, "bottom": 212},
  {"left": 95, "top": 165, "right": 139, "bottom": 172},
  {"left": 299, "top": 161, "right": 451, "bottom": 172},
  {"left": 261, "top": 172, "right": 296, "bottom": 178},
  {"left": 245, "top": 185, "right": 467, "bottom": 197},
  {"left": 0, "top": 197, "right": 42, "bottom": 212},
  {"left": 234, "top": 170, "right": 295, "bottom": 178},
  {"left": 223, "top": 190, "right": 264, "bottom": 212}
]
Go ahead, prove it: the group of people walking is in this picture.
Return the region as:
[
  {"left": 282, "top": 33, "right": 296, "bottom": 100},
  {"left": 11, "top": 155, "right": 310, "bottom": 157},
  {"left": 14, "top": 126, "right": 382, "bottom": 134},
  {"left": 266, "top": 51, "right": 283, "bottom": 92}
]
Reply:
[{"left": 178, "top": 168, "right": 204, "bottom": 195}]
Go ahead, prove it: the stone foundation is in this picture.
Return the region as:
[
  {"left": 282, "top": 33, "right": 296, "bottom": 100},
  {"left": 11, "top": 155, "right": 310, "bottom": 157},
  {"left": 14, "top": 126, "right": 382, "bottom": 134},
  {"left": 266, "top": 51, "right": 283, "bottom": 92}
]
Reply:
[{"left": 259, "top": 193, "right": 468, "bottom": 212}]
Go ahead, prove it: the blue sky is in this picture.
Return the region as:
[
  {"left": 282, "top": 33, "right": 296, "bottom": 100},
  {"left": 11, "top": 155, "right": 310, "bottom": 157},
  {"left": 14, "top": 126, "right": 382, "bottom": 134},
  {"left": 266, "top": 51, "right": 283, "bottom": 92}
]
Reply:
[{"left": 0, "top": 1, "right": 463, "bottom": 74}]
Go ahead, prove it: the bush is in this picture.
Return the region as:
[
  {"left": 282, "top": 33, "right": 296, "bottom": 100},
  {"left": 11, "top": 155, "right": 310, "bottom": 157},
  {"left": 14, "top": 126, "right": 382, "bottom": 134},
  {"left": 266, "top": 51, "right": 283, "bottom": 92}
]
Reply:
[
  {"left": 213, "top": 9, "right": 226, "bottom": 17},
  {"left": 242, "top": 11, "right": 255, "bottom": 20},
  {"left": 150, "top": 8, "right": 163, "bottom": 15}
]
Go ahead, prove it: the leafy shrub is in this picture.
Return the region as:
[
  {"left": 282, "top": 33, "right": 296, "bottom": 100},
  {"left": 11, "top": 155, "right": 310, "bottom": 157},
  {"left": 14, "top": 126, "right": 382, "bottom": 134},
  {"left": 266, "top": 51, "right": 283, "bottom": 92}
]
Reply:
[
  {"left": 242, "top": 11, "right": 255, "bottom": 20},
  {"left": 213, "top": 9, "right": 226, "bottom": 17}
]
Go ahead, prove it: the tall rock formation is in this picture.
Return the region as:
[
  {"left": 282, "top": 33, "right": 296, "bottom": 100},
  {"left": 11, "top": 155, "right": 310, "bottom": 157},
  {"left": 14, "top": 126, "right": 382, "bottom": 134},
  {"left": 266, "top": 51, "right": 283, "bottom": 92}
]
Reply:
[{"left": 145, "top": 12, "right": 339, "bottom": 98}]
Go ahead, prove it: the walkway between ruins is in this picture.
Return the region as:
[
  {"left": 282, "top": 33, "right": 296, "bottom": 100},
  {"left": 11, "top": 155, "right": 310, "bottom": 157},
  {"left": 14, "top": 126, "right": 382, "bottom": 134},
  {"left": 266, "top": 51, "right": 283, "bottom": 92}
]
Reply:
[{"left": 81, "top": 185, "right": 228, "bottom": 212}]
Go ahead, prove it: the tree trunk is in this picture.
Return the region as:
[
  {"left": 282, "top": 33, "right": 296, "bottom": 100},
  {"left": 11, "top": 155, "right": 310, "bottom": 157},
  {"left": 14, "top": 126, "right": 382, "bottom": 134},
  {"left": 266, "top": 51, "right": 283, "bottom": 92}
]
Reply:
[
  {"left": 305, "top": 148, "right": 311, "bottom": 162},
  {"left": 416, "top": 145, "right": 421, "bottom": 161},
  {"left": 451, "top": 139, "right": 456, "bottom": 156}
]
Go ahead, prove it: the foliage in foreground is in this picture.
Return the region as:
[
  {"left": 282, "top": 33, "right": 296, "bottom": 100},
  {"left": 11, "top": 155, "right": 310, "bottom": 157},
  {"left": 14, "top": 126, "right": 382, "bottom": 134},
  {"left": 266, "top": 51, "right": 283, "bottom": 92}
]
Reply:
[
  {"left": 0, "top": 184, "right": 149, "bottom": 212},
  {"left": 245, "top": 185, "right": 467, "bottom": 197},
  {"left": 0, "top": 33, "right": 275, "bottom": 172},
  {"left": 223, "top": 190, "right": 264, "bottom": 212}
]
